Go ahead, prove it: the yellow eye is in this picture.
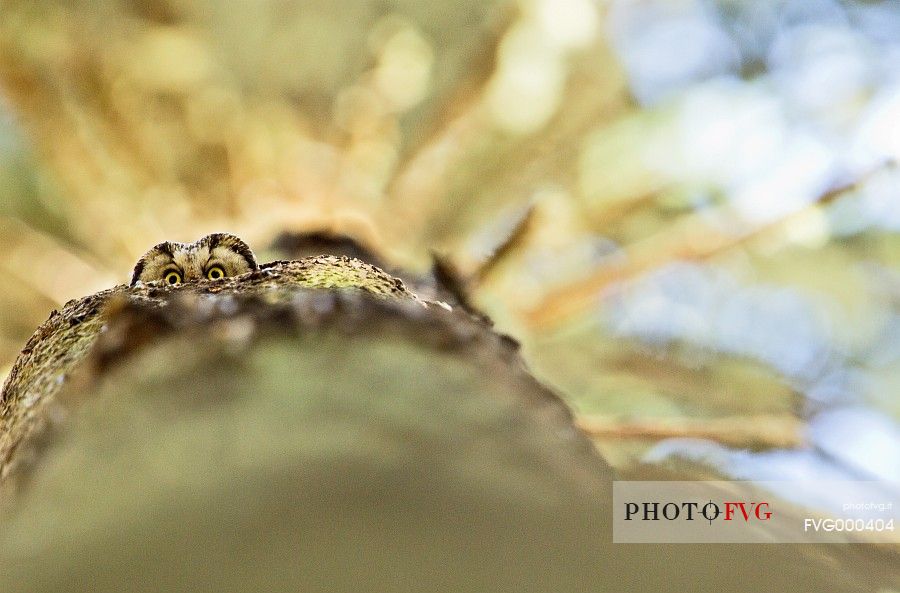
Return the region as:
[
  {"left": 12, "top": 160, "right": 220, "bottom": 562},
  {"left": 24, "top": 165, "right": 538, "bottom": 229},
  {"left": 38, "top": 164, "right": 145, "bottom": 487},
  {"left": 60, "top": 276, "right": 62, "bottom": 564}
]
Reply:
[
  {"left": 206, "top": 265, "right": 226, "bottom": 280},
  {"left": 164, "top": 271, "right": 182, "bottom": 285}
]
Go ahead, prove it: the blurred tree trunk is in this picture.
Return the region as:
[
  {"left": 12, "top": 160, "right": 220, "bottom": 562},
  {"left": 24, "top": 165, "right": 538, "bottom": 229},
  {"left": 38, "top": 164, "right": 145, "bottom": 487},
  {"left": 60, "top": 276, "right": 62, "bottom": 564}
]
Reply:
[
  {"left": 1, "top": 287, "right": 897, "bottom": 592},
  {"left": 1, "top": 290, "right": 618, "bottom": 592}
]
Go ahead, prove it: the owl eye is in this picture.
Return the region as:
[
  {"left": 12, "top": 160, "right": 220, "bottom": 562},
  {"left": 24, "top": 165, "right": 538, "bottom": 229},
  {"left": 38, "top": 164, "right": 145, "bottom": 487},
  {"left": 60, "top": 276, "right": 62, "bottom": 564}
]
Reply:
[
  {"left": 164, "top": 271, "right": 182, "bottom": 285},
  {"left": 206, "top": 265, "right": 226, "bottom": 280}
]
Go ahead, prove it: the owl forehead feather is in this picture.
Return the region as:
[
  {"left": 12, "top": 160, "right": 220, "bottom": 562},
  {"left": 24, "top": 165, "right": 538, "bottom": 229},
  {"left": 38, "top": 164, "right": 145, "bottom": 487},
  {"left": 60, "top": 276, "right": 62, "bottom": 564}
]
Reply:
[{"left": 202, "top": 233, "right": 257, "bottom": 267}]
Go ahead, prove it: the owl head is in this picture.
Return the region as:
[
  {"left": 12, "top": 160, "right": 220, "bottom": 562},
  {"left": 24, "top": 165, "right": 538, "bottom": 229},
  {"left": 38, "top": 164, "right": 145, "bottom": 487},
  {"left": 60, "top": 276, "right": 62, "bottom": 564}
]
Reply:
[{"left": 131, "top": 233, "right": 258, "bottom": 286}]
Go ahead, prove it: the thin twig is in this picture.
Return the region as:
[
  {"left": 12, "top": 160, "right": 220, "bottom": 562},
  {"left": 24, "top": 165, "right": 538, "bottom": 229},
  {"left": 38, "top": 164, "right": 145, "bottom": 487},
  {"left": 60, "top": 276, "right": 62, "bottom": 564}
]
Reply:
[
  {"left": 577, "top": 413, "right": 806, "bottom": 450},
  {"left": 523, "top": 162, "right": 896, "bottom": 329}
]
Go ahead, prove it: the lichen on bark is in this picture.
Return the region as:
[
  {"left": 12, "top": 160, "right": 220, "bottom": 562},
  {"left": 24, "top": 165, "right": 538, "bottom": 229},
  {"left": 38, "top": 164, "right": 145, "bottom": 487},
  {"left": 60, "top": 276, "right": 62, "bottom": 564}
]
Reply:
[
  {"left": 2, "top": 253, "right": 899, "bottom": 593},
  {"left": 0, "top": 255, "right": 426, "bottom": 484}
]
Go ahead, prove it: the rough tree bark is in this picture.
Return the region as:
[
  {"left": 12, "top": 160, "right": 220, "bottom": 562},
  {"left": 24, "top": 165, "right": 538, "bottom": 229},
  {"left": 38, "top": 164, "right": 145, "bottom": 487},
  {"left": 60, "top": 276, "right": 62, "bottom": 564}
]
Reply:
[{"left": 0, "top": 263, "right": 897, "bottom": 592}]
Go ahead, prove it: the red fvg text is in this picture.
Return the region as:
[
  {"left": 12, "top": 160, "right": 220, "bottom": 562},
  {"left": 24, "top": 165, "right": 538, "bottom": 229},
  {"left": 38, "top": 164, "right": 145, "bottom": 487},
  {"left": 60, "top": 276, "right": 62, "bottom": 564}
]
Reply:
[{"left": 624, "top": 501, "right": 772, "bottom": 522}]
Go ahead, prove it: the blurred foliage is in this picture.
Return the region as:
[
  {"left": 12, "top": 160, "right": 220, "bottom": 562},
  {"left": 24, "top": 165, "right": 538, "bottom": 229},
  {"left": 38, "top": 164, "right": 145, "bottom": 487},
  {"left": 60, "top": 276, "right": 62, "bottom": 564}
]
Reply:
[{"left": 0, "top": 0, "right": 897, "bottom": 485}]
